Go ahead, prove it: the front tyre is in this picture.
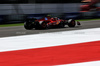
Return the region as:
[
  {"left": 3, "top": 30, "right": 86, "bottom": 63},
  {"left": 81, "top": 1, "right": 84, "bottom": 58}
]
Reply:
[
  {"left": 41, "top": 22, "right": 47, "bottom": 29},
  {"left": 68, "top": 19, "right": 76, "bottom": 27}
]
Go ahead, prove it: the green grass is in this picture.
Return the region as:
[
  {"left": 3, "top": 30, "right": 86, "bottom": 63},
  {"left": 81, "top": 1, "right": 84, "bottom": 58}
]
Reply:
[
  {"left": 0, "top": 23, "right": 24, "bottom": 27},
  {"left": 0, "top": 18, "right": 100, "bottom": 27},
  {"left": 76, "top": 18, "right": 100, "bottom": 21}
]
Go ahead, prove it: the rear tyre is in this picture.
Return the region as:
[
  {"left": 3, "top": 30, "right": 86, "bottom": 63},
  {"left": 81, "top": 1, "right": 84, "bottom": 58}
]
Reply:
[
  {"left": 24, "top": 20, "right": 34, "bottom": 30},
  {"left": 41, "top": 22, "right": 47, "bottom": 29},
  {"left": 34, "top": 21, "right": 40, "bottom": 29},
  {"left": 68, "top": 19, "right": 76, "bottom": 27},
  {"left": 35, "top": 21, "right": 47, "bottom": 29}
]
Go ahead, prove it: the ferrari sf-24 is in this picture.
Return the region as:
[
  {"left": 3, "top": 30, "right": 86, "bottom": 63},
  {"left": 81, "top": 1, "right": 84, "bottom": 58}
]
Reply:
[{"left": 24, "top": 16, "right": 80, "bottom": 30}]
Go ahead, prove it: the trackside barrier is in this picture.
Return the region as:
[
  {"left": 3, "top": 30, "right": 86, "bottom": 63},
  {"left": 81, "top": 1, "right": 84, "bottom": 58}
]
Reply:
[
  {"left": 27, "top": 14, "right": 47, "bottom": 19},
  {"left": 0, "top": 12, "right": 100, "bottom": 24},
  {"left": 96, "top": 11, "right": 100, "bottom": 17},
  {"left": 0, "top": 15, "right": 5, "bottom": 24},
  {"left": 80, "top": 11, "right": 97, "bottom": 19},
  {"left": 80, "top": 11, "right": 100, "bottom": 19},
  {"left": 5, "top": 15, "right": 26, "bottom": 23},
  {"left": 0, "top": 15, "right": 27, "bottom": 24},
  {"left": 63, "top": 12, "right": 81, "bottom": 19}
]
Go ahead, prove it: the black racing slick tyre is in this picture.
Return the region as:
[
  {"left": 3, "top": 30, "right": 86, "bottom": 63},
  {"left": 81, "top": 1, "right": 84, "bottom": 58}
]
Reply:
[
  {"left": 24, "top": 21, "right": 34, "bottom": 30},
  {"left": 34, "top": 21, "right": 41, "bottom": 29},
  {"left": 68, "top": 19, "right": 76, "bottom": 27},
  {"left": 35, "top": 21, "right": 47, "bottom": 29},
  {"left": 41, "top": 22, "right": 47, "bottom": 29}
]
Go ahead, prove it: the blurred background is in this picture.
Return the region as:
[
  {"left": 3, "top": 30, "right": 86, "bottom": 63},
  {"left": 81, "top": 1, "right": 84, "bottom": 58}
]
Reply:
[{"left": 0, "top": 0, "right": 100, "bottom": 24}]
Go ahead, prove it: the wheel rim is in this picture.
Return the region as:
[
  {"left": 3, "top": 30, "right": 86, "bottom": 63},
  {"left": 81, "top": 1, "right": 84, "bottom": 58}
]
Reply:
[
  {"left": 42, "top": 23, "right": 46, "bottom": 28},
  {"left": 71, "top": 21, "right": 75, "bottom": 26}
]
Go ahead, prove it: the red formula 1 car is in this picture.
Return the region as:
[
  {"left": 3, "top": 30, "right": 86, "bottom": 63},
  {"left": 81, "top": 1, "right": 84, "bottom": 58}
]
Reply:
[{"left": 24, "top": 16, "right": 80, "bottom": 30}]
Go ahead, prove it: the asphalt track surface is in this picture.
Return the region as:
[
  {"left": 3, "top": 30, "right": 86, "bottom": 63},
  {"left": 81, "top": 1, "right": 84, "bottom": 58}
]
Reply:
[{"left": 0, "top": 20, "right": 100, "bottom": 37}]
